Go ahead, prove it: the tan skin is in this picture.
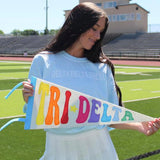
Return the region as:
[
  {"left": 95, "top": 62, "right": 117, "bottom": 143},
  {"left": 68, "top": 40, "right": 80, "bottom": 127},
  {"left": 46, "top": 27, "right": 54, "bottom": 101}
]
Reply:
[{"left": 23, "top": 17, "right": 160, "bottom": 136}]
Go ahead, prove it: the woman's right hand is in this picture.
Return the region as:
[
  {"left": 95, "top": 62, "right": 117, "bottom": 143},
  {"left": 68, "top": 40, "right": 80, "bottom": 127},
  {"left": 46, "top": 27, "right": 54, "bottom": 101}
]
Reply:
[{"left": 22, "top": 79, "right": 34, "bottom": 103}]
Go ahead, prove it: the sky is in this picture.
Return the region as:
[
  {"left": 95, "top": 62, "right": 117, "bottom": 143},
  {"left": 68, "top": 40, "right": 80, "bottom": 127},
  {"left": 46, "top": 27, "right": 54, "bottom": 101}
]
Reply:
[{"left": 0, "top": 0, "right": 159, "bottom": 34}]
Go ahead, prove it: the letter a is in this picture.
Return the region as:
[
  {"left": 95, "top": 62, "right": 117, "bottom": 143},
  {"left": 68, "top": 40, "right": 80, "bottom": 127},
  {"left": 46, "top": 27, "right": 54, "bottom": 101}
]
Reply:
[{"left": 121, "top": 111, "right": 134, "bottom": 121}]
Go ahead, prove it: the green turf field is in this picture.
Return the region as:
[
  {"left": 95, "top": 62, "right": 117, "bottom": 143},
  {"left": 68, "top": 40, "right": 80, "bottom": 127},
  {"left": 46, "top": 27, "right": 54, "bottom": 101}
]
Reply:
[{"left": 0, "top": 61, "right": 160, "bottom": 160}]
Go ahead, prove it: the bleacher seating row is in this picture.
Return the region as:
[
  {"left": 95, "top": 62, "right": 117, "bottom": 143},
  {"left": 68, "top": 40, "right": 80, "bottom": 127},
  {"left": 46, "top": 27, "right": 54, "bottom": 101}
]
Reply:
[
  {"left": 0, "top": 33, "right": 160, "bottom": 60},
  {"left": 103, "top": 32, "right": 160, "bottom": 59},
  {"left": 0, "top": 35, "right": 52, "bottom": 55}
]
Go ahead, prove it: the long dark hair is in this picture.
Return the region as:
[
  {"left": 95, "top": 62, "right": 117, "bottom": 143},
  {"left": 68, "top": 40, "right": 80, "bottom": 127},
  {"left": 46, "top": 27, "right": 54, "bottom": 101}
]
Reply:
[{"left": 43, "top": 2, "right": 122, "bottom": 106}]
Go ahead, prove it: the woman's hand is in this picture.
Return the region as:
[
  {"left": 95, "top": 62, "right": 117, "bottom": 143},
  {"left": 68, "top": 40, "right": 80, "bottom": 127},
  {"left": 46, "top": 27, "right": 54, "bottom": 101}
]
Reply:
[
  {"left": 22, "top": 80, "right": 34, "bottom": 103},
  {"left": 110, "top": 118, "right": 160, "bottom": 136},
  {"left": 138, "top": 118, "right": 160, "bottom": 136}
]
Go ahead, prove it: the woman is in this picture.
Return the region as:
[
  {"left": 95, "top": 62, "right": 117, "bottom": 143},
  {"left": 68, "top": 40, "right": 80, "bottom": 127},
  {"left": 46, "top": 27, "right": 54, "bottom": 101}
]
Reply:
[{"left": 23, "top": 2, "right": 160, "bottom": 160}]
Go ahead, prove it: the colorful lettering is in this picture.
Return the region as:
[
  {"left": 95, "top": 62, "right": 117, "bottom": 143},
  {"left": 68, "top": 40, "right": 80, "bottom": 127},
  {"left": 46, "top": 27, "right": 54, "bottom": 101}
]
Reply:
[
  {"left": 112, "top": 106, "right": 122, "bottom": 121},
  {"left": 88, "top": 99, "right": 101, "bottom": 122},
  {"left": 36, "top": 82, "right": 49, "bottom": 125},
  {"left": 121, "top": 111, "right": 134, "bottom": 121},
  {"left": 33, "top": 79, "right": 142, "bottom": 129},
  {"left": 76, "top": 96, "right": 90, "bottom": 123},
  {"left": 61, "top": 90, "right": 71, "bottom": 124},
  {"left": 101, "top": 103, "right": 111, "bottom": 122},
  {"left": 45, "top": 86, "right": 60, "bottom": 125}
]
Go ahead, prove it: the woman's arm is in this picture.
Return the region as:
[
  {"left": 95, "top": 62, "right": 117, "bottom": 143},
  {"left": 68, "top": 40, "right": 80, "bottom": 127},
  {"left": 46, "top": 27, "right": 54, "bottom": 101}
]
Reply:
[
  {"left": 22, "top": 54, "right": 45, "bottom": 103},
  {"left": 110, "top": 118, "right": 160, "bottom": 136},
  {"left": 106, "top": 65, "right": 160, "bottom": 136}
]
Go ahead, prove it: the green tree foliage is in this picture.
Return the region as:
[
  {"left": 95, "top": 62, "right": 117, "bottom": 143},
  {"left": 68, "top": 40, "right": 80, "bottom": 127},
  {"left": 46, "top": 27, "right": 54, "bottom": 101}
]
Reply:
[
  {"left": 49, "top": 29, "right": 59, "bottom": 35},
  {"left": 0, "top": 30, "right": 4, "bottom": 35},
  {"left": 21, "top": 29, "right": 39, "bottom": 36},
  {"left": 11, "top": 29, "right": 21, "bottom": 36},
  {"left": 10, "top": 28, "right": 59, "bottom": 36},
  {"left": 44, "top": 28, "right": 49, "bottom": 35}
]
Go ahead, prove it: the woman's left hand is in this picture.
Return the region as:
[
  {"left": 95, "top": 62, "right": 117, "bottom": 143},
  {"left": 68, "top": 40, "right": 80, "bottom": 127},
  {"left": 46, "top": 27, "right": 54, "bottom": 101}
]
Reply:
[{"left": 139, "top": 118, "right": 160, "bottom": 136}]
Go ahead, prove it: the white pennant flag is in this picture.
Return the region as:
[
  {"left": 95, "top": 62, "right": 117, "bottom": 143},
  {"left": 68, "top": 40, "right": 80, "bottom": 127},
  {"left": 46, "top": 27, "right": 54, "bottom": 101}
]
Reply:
[{"left": 24, "top": 76, "right": 154, "bottom": 130}]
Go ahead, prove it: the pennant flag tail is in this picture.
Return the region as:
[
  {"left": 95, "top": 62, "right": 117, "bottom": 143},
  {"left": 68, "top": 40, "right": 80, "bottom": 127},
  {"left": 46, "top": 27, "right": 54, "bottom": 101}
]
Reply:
[
  {"left": 127, "top": 109, "right": 154, "bottom": 123},
  {"left": 0, "top": 118, "right": 25, "bottom": 131},
  {"left": 105, "top": 106, "right": 155, "bottom": 125}
]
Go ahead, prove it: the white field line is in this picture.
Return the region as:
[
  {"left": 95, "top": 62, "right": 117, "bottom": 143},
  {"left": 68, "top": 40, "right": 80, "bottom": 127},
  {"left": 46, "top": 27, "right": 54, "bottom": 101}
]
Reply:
[
  {"left": 0, "top": 78, "right": 26, "bottom": 80},
  {"left": 131, "top": 88, "right": 142, "bottom": 91},
  {"left": 115, "top": 66, "right": 160, "bottom": 70},
  {"left": 118, "top": 78, "right": 160, "bottom": 83},
  {"left": 124, "top": 96, "right": 160, "bottom": 103},
  {"left": 116, "top": 71, "right": 152, "bottom": 76},
  {"left": 0, "top": 60, "right": 31, "bottom": 64},
  {"left": 0, "top": 115, "right": 25, "bottom": 120},
  {"left": 0, "top": 89, "right": 22, "bottom": 92},
  {"left": 151, "top": 91, "right": 160, "bottom": 93}
]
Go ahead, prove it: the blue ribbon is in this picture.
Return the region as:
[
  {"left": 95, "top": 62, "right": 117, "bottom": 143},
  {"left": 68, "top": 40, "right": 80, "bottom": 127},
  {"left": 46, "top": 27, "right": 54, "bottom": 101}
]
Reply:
[
  {"left": 0, "top": 118, "right": 25, "bottom": 131},
  {"left": 0, "top": 81, "right": 26, "bottom": 131},
  {"left": 5, "top": 81, "right": 23, "bottom": 99}
]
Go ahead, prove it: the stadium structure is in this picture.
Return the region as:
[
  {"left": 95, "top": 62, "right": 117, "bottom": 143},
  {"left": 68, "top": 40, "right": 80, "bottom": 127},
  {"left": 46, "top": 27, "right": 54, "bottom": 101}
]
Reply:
[{"left": 0, "top": 0, "right": 160, "bottom": 60}]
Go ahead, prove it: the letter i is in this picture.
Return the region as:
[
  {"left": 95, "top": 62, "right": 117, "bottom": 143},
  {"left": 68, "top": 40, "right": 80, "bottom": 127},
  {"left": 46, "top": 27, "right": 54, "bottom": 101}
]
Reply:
[{"left": 61, "top": 91, "right": 71, "bottom": 124}]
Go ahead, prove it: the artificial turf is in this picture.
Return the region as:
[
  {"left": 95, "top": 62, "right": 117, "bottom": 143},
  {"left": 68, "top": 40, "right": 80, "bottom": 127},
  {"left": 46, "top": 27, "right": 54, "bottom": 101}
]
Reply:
[{"left": 0, "top": 62, "right": 160, "bottom": 160}]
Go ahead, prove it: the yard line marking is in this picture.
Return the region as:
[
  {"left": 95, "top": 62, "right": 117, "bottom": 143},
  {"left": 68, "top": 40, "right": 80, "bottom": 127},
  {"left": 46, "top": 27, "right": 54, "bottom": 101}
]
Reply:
[
  {"left": 0, "top": 78, "right": 24, "bottom": 80},
  {"left": 0, "top": 89, "right": 22, "bottom": 92},
  {"left": 140, "top": 73, "right": 152, "bottom": 76},
  {"left": 0, "top": 78, "right": 27, "bottom": 81},
  {"left": 118, "top": 78, "right": 160, "bottom": 83},
  {"left": 131, "top": 88, "right": 142, "bottom": 91},
  {"left": 0, "top": 60, "right": 31, "bottom": 64},
  {"left": 116, "top": 71, "right": 152, "bottom": 76},
  {"left": 151, "top": 91, "right": 160, "bottom": 93},
  {"left": 124, "top": 96, "right": 160, "bottom": 103},
  {"left": 115, "top": 66, "right": 160, "bottom": 70},
  {"left": 0, "top": 115, "right": 25, "bottom": 120}
]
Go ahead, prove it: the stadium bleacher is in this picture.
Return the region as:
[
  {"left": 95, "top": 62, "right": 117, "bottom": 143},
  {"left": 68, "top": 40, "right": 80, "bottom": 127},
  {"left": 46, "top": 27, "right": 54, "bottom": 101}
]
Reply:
[
  {"left": 102, "top": 33, "right": 122, "bottom": 45},
  {"left": 0, "top": 35, "right": 52, "bottom": 55},
  {"left": 103, "top": 32, "right": 160, "bottom": 59},
  {"left": 0, "top": 33, "right": 160, "bottom": 60}
]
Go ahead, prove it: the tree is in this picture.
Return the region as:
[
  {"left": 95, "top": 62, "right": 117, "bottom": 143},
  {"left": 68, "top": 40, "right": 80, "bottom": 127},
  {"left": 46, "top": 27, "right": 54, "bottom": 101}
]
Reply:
[
  {"left": 44, "top": 28, "right": 49, "bottom": 35},
  {"left": 21, "top": 29, "right": 39, "bottom": 36},
  {"left": 11, "top": 29, "right": 21, "bottom": 36},
  {"left": 49, "top": 29, "right": 59, "bottom": 35},
  {"left": 0, "top": 30, "right": 4, "bottom": 35}
]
